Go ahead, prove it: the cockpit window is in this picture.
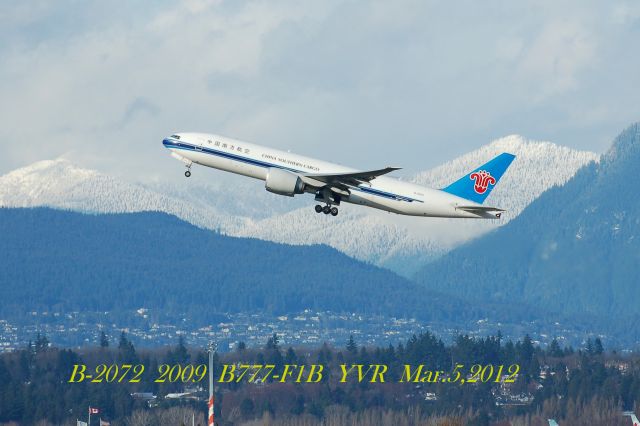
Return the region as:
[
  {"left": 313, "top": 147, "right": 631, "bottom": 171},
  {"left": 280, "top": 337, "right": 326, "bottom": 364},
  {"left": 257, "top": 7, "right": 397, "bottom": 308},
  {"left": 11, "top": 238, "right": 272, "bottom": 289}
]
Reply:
[{"left": 171, "top": 134, "right": 181, "bottom": 140}]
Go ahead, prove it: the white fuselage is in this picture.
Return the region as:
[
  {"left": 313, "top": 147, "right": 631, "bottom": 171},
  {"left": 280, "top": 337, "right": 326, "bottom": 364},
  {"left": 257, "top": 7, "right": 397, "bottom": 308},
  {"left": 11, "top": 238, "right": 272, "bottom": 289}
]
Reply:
[{"left": 163, "top": 133, "right": 490, "bottom": 218}]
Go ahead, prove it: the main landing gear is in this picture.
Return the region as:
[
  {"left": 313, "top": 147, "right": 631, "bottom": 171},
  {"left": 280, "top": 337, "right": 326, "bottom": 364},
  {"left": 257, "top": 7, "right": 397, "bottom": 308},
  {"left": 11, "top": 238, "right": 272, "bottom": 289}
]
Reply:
[
  {"left": 184, "top": 170, "right": 191, "bottom": 177},
  {"left": 315, "top": 204, "right": 338, "bottom": 216},
  {"left": 314, "top": 189, "right": 340, "bottom": 216}
]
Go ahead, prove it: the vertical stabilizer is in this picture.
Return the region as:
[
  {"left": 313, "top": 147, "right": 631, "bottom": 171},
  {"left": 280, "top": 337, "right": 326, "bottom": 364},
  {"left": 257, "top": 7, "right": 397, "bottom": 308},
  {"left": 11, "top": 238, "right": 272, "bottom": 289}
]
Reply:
[{"left": 442, "top": 152, "right": 515, "bottom": 204}]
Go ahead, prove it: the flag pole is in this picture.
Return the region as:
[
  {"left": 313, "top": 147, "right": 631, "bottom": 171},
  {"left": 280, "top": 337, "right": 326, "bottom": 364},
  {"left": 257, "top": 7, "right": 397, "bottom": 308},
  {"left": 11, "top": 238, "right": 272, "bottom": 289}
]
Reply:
[
  {"left": 207, "top": 341, "right": 217, "bottom": 426},
  {"left": 88, "top": 408, "right": 91, "bottom": 426}
]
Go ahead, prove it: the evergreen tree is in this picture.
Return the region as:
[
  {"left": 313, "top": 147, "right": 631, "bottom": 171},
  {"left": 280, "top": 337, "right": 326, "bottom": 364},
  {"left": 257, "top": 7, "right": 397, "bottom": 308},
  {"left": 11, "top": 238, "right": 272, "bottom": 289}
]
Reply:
[
  {"left": 34, "top": 333, "right": 49, "bottom": 353},
  {"left": 100, "top": 331, "right": 109, "bottom": 348},
  {"left": 118, "top": 331, "right": 128, "bottom": 350},
  {"left": 594, "top": 338, "right": 604, "bottom": 355},
  {"left": 266, "top": 333, "right": 280, "bottom": 350},
  {"left": 586, "top": 338, "right": 594, "bottom": 355},
  {"left": 173, "top": 335, "right": 190, "bottom": 364},
  {"left": 548, "top": 338, "right": 563, "bottom": 357},
  {"left": 346, "top": 335, "right": 357, "bottom": 354},
  {"left": 503, "top": 340, "right": 516, "bottom": 364},
  {"left": 319, "top": 343, "right": 333, "bottom": 363},
  {"left": 285, "top": 347, "right": 297, "bottom": 364},
  {"left": 517, "top": 335, "right": 536, "bottom": 381},
  {"left": 117, "top": 331, "right": 137, "bottom": 363}
]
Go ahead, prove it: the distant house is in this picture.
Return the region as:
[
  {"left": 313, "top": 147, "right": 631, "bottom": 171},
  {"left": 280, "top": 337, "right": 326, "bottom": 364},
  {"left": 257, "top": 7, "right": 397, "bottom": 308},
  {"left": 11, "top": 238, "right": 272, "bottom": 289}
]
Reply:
[
  {"left": 605, "top": 360, "right": 630, "bottom": 373},
  {"left": 165, "top": 392, "right": 198, "bottom": 401},
  {"left": 424, "top": 392, "right": 438, "bottom": 401},
  {"left": 131, "top": 392, "right": 156, "bottom": 401}
]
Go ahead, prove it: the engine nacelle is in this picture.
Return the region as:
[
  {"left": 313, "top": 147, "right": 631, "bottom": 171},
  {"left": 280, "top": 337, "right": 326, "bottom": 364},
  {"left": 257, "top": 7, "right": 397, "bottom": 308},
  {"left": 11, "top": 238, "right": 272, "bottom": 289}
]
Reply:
[{"left": 265, "top": 168, "right": 305, "bottom": 196}]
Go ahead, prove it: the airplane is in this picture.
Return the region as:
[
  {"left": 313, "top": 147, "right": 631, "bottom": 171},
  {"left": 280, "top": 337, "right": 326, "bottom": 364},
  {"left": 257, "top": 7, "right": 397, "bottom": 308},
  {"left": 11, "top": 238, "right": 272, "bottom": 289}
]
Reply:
[
  {"left": 548, "top": 420, "right": 559, "bottom": 426},
  {"left": 162, "top": 133, "right": 515, "bottom": 218},
  {"left": 623, "top": 411, "right": 640, "bottom": 426}
]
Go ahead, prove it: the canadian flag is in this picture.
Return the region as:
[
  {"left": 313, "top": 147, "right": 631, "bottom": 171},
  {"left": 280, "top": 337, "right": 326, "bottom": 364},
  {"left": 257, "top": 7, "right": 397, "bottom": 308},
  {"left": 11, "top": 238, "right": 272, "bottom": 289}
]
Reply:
[{"left": 89, "top": 407, "right": 100, "bottom": 415}]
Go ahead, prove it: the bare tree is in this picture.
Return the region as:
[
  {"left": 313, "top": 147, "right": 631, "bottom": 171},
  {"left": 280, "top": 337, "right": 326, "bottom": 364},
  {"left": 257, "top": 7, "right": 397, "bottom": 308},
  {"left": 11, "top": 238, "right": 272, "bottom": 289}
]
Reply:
[
  {"left": 156, "top": 407, "right": 203, "bottom": 426},
  {"left": 126, "top": 409, "right": 155, "bottom": 426}
]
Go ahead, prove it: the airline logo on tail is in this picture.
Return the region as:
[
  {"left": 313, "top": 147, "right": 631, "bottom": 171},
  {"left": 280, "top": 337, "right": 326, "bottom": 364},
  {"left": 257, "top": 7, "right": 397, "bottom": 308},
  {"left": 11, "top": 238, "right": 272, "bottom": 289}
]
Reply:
[
  {"left": 470, "top": 170, "right": 496, "bottom": 194},
  {"left": 442, "top": 152, "right": 516, "bottom": 204}
]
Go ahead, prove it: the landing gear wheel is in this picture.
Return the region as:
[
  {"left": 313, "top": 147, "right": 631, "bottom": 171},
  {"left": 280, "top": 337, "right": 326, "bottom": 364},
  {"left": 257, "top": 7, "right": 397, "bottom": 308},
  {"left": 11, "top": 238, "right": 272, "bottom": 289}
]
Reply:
[
  {"left": 322, "top": 206, "right": 331, "bottom": 215},
  {"left": 314, "top": 205, "right": 323, "bottom": 213},
  {"left": 185, "top": 170, "right": 191, "bottom": 177},
  {"left": 330, "top": 207, "right": 338, "bottom": 216}
]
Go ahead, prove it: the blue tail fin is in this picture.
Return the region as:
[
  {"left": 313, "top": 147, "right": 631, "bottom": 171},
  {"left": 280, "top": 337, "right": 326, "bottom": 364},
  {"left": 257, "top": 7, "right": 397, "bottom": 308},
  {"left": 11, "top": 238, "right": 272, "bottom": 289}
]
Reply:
[{"left": 442, "top": 152, "right": 515, "bottom": 204}]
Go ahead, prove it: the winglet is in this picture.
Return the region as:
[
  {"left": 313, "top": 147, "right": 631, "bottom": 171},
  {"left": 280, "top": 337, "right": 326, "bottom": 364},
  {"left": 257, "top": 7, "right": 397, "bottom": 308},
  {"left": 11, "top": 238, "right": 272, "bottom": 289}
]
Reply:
[{"left": 442, "top": 152, "right": 515, "bottom": 204}]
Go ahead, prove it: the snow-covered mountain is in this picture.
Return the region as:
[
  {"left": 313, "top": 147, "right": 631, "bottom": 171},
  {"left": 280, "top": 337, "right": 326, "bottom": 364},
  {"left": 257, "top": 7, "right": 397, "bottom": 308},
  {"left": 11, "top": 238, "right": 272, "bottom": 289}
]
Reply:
[
  {"left": 0, "top": 158, "right": 249, "bottom": 232},
  {"left": 230, "top": 136, "right": 599, "bottom": 273},
  {"left": 0, "top": 136, "right": 598, "bottom": 275},
  {"left": 412, "top": 135, "right": 598, "bottom": 217}
]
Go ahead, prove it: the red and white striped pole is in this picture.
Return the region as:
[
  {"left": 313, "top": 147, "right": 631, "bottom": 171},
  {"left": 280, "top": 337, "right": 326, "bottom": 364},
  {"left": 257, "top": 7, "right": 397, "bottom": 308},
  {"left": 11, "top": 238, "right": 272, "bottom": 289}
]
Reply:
[
  {"left": 208, "top": 342, "right": 216, "bottom": 426},
  {"left": 208, "top": 394, "right": 214, "bottom": 426}
]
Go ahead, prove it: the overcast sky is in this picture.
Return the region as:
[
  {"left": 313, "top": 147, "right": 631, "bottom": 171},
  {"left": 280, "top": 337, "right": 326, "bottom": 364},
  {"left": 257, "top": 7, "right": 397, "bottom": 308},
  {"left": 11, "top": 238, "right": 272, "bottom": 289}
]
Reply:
[{"left": 1, "top": 0, "right": 639, "bottom": 180}]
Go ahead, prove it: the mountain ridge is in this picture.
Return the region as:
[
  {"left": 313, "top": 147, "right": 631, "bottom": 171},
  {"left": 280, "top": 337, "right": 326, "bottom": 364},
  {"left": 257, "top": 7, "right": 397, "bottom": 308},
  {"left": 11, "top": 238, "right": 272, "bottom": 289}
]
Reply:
[
  {"left": 414, "top": 123, "right": 640, "bottom": 340},
  {"left": 0, "top": 136, "right": 598, "bottom": 275}
]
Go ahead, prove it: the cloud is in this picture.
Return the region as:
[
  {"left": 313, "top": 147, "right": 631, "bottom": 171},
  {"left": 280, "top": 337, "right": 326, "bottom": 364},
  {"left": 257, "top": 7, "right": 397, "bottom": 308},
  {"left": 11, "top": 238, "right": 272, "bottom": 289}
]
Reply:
[
  {"left": 0, "top": 1, "right": 639, "bottom": 180},
  {"left": 516, "top": 19, "right": 596, "bottom": 99}
]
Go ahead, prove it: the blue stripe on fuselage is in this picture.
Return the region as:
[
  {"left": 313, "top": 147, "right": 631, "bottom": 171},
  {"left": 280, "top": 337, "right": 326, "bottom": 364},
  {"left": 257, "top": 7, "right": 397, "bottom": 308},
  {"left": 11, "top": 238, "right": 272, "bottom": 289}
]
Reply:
[
  {"left": 163, "top": 138, "right": 280, "bottom": 170},
  {"left": 163, "top": 138, "right": 421, "bottom": 203}
]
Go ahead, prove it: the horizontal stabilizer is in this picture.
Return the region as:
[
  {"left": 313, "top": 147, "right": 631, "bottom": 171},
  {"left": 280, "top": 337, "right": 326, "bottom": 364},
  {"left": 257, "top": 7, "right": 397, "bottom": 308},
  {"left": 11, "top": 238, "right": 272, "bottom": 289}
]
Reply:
[
  {"left": 456, "top": 205, "right": 506, "bottom": 218},
  {"left": 456, "top": 205, "right": 505, "bottom": 213}
]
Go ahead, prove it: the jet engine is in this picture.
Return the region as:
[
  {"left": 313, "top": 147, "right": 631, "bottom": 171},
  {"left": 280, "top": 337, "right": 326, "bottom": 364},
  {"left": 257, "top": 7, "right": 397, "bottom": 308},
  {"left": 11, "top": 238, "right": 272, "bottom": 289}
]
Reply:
[{"left": 265, "top": 168, "right": 305, "bottom": 196}]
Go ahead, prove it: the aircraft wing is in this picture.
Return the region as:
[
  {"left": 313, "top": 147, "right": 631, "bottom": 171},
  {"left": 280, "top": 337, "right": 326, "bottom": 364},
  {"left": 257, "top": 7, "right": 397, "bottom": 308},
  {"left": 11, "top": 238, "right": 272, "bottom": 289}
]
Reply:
[{"left": 300, "top": 166, "right": 401, "bottom": 189}]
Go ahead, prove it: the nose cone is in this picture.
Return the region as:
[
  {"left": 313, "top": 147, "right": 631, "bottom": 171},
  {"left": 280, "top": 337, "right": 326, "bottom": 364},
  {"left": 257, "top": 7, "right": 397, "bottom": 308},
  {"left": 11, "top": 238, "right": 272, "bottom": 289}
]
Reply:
[
  {"left": 163, "top": 134, "right": 181, "bottom": 148},
  {"left": 163, "top": 136, "right": 180, "bottom": 149}
]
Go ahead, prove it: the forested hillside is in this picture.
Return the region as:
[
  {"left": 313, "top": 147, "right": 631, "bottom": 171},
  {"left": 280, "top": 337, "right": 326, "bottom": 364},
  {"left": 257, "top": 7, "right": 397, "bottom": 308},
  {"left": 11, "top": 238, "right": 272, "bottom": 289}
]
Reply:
[
  {"left": 0, "top": 208, "right": 490, "bottom": 325},
  {"left": 416, "top": 123, "right": 640, "bottom": 337}
]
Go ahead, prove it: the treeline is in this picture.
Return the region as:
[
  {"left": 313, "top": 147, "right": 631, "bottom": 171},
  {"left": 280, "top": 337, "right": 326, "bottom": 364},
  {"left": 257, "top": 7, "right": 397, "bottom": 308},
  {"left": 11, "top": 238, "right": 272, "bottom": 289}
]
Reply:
[
  {"left": 1, "top": 331, "right": 640, "bottom": 425},
  {"left": 0, "top": 332, "right": 207, "bottom": 425}
]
